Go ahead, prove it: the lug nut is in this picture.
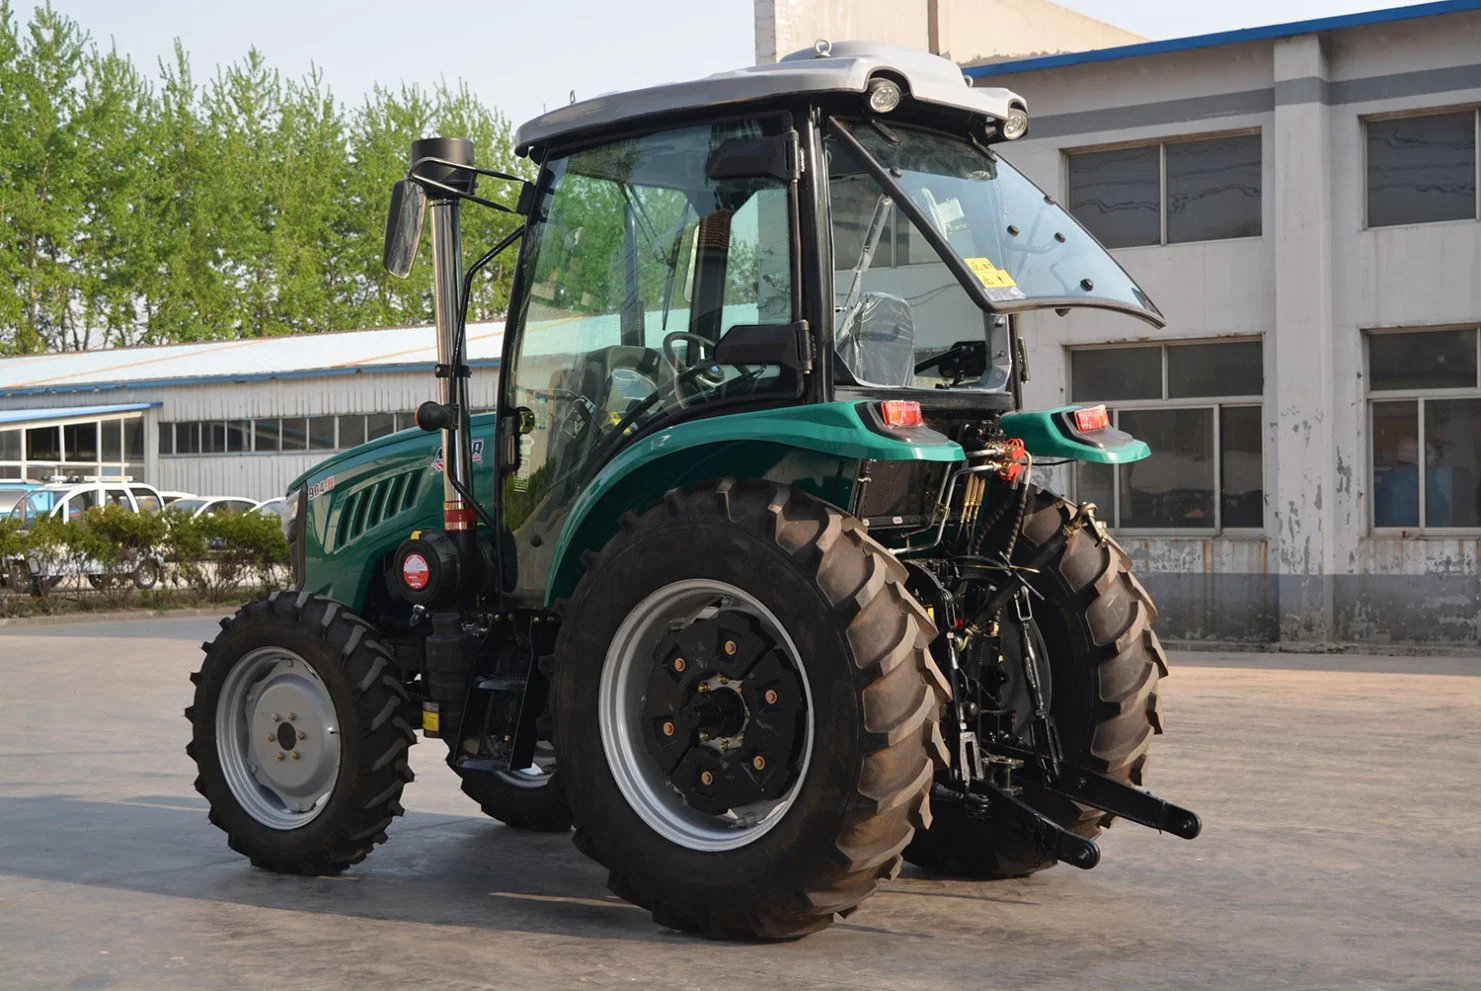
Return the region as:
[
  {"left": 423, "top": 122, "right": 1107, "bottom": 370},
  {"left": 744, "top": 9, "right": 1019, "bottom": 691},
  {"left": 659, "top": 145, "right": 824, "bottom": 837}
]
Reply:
[
  {"left": 764, "top": 689, "right": 779, "bottom": 705},
  {"left": 723, "top": 640, "right": 737, "bottom": 656},
  {"left": 662, "top": 721, "right": 676, "bottom": 738},
  {"left": 274, "top": 753, "right": 284, "bottom": 762},
  {"left": 752, "top": 755, "right": 766, "bottom": 771},
  {"left": 698, "top": 682, "right": 710, "bottom": 693},
  {"left": 265, "top": 735, "right": 275, "bottom": 743},
  {"left": 673, "top": 657, "right": 686, "bottom": 673},
  {"left": 297, "top": 731, "right": 307, "bottom": 741},
  {"left": 700, "top": 770, "right": 714, "bottom": 786},
  {"left": 286, "top": 713, "right": 296, "bottom": 722},
  {"left": 289, "top": 751, "right": 300, "bottom": 760},
  {"left": 270, "top": 713, "right": 281, "bottom": 722}
]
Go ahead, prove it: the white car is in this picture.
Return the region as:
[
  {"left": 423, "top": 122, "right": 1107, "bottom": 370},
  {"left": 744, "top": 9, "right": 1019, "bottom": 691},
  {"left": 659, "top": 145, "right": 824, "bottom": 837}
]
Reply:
[
  {"left": 167, "top": 496, "right": 260, "bottom": 519},
  {"left": 156, "top": 490, "right": 197, "bottom": 506},
  {"left": 5, "top": 479, "right": 167, "bottom": 591}
]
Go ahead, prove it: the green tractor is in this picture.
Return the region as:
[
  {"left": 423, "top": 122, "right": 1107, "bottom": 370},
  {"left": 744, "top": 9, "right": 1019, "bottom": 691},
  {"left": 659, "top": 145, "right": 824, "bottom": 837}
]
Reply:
[{"left": 185, "top": 41, "right": 1199, "bottom": 938}]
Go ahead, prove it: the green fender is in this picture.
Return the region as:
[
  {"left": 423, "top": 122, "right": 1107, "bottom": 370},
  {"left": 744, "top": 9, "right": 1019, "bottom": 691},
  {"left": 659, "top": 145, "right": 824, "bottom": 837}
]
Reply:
[
  {"left": 1000, "top": 406, "right": 1150, "bottom": 464},
  {"left": 544, "top": 401, "right": 963, "bottom": 604}
]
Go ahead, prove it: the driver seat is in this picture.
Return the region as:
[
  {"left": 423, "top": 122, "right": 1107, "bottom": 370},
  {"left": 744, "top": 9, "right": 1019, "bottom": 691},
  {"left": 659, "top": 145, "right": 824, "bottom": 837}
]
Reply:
[{"left": 835, "top": 292, "right": 917, "bottom": 387}]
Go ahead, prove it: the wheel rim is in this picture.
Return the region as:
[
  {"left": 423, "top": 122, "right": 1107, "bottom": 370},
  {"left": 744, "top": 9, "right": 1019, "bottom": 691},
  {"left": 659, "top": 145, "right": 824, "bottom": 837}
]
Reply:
[
  {"left": 493, "top": 740, "right": 558, "bottom": 790},
  {"left": 215, "top": 647, "right": 342, "bottom": 830},
  {"left": 600, "top": 579, "right": 813, "bottom": 852}
]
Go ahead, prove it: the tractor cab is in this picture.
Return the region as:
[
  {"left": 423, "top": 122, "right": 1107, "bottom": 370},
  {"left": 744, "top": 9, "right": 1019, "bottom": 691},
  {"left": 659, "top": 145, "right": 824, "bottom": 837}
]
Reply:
[{"left": 188, "top": 41, "right": 1198, "bottom": 942}]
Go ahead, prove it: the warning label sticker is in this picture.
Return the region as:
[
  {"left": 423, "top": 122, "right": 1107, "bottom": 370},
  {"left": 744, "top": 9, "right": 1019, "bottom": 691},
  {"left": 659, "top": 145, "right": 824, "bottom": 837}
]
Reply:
[{"left": 964, "top": 256, "right": 1026, "bottom": 302}]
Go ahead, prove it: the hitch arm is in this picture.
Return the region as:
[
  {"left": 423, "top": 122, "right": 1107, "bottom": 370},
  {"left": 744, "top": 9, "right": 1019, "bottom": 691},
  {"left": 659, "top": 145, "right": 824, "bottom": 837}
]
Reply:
[
  {"left": 1002, "top": 749, "right": 1202, "bottom": 840},
  {"left": 931, "top": 782, "right": 1100, "bottom": 870}
]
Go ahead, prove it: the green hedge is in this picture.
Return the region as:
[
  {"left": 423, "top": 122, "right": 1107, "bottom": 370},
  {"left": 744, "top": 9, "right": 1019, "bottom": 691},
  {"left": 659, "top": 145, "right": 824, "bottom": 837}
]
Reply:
[{"left": 1, "top": 505, "right": 289, "bottom": 609}]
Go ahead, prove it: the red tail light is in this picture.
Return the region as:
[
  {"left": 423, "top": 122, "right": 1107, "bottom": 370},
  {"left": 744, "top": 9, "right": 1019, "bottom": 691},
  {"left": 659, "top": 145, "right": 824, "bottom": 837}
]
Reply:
[
  {"left": 1073, "top": 404, "right": 1110, "bottom": 432},
  {"left": 879, "top": 400, "right": 923, "bottom": 429}
]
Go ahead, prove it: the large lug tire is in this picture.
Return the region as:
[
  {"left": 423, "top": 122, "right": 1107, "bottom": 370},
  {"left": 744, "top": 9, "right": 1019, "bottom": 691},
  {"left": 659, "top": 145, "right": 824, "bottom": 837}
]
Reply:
[
  {"left": 455, "top": 742, "right": 572, "bottom": 832},
  {"left": 549, "top": 481, "right": 950, "bottom": 939},
  {"left": 903, "top": 487, "right": 1167, "bottom": 879},
  {"left": 185, "top": 590, "right": 418, "bottom": 874}
]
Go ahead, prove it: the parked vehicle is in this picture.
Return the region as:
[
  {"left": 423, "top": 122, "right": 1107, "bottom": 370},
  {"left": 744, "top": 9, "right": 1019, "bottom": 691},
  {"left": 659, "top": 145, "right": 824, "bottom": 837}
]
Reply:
[
  {"left": 186, "top": 42, "right": 1199, "bottom": 938},
  {"left": 156, "top": 490, "right": 197, "bottom": 506},
  {"left": 0, "top": 481, "right": 39, "bottom": 516},
  {"left": 253, "top": 498, "right": 286, "bottom": 518},
  {"left": 5, "top": 479, "right": 167, "bottom": 591},
  {"left": 167, "top": 496, "right": 259, "bottom": 519}
]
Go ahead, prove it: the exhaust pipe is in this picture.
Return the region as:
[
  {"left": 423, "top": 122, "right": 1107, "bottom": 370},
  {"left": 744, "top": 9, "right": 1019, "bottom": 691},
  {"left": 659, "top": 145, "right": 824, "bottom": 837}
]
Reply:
[{"left": 411, "top": 137, "right": 480, "bottom": 549}]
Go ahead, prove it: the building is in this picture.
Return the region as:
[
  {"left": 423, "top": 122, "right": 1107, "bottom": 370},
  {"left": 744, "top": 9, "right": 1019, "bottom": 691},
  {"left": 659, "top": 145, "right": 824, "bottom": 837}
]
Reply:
[
  {"left": 0, "top": 324, "right": 502, "bottom": 502},
  {"left": 932, "top": 0, "right": 1481, "bottom": 645},
  {"left": 755, "top": 0, "right": 1144, "bottom": 66}
]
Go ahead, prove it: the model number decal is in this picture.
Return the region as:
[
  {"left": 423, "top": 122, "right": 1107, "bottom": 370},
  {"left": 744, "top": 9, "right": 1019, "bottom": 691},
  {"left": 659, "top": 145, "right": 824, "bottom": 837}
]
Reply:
[{"left": 307, "top": 476, "right": 336, "bottom": 500}]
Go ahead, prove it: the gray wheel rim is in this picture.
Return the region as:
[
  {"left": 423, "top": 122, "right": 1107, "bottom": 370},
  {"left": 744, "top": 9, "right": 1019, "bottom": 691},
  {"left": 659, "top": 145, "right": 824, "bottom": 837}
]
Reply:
[
  {"left": 600, "top": 579, "right": 813, "bottom": 852},
  {"left": 215, "top": 646, "right": 342, "bottom": 830},
  {"left": 493, "top": 740, "right": 558, "bottom": 789}
]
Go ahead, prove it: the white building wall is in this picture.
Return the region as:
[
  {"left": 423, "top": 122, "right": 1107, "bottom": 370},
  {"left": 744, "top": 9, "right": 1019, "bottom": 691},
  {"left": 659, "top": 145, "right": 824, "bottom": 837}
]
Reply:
[
  {"left": 986, "top": 7, "right": 1481, "bottom": 643},
  {"left": 2, "top": 369, "right": 500, "bottom": 502}
]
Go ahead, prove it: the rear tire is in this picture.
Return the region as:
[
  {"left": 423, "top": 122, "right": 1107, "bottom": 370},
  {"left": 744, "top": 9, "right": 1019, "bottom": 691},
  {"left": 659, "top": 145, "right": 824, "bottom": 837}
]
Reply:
[
  {"left": 550, "top": 481, "right": 949, "bottom": 939},
  {"left": 185, "top": 590, "right": 417, "bottom": 874},
  {"left": 902, "top": 487, "right": 1166, "bottom": 879}
]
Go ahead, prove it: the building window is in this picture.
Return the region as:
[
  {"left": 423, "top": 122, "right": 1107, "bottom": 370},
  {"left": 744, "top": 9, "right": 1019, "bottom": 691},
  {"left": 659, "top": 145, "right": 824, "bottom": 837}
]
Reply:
[
  {"left": 309, "top": 416, "right": 336, "bottom": 451},
  {"left": 1070, "top": 340, "right": 1264, "bottom": 531},
  {"left": 1366, "top": 110, "right": 1479, "bottom": 228},
  {"left": 1368, "top": 328, "right": 1481, "bottom": 529},
  {"left": 254, "top": 418, "right": 279, "bottom": 453},
  {"left": 367, "top": 412, "right": 396, "bottom": 440},
  {"left": 1067, "top": 132, "right": 1262, "bottom": 248},
  {"left": 339, "top": 415, "right": 366, "bottom": 449}
]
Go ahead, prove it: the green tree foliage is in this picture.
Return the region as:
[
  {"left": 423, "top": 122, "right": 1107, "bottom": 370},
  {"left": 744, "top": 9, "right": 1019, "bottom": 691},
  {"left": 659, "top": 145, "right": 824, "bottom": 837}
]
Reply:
[{"left": 0, "top": 2, "right": 529, "bottom": 354}]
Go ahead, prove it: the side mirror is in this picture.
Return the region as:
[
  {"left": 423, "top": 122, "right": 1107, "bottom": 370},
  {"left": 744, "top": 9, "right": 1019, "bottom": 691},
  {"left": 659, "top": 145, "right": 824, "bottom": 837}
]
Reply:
[{"left": 383, "top": 179, "right": 427, "bottom": 278}]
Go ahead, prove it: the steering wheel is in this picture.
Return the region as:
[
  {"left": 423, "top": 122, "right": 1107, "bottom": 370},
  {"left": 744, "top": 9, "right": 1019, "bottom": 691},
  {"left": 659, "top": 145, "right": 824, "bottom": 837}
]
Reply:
[{"left": 662, "top": 332, "right": 727, "bottom": 409}]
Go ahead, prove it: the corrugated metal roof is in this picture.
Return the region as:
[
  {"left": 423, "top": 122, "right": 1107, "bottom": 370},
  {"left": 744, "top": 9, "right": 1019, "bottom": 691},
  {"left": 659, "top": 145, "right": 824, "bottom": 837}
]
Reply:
[
  {"left": 0, "top": 402, "right": 160, "bottom": 425},
  {"left": 0, "top": 322, "right": 505, "bottom": 397},
  {"left": 964, "top": 0, "right": 1481, "bottom": 78}
]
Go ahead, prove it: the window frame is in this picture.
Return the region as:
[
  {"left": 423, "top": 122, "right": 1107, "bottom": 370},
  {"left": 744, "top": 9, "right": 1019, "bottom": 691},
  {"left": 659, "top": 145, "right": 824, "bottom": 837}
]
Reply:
[
  {"left": 1362, "top": 106, "right": 1481, "bottom": 231},
  {"left": 1069, "top": 338, "right": 1265, "bottom": 536},
  {"left": 1365, "top": 326, "right": 1481, "bottom": 534},
  {"left": 1064, "top": 128, "right": 1264, "bottom": 249}
]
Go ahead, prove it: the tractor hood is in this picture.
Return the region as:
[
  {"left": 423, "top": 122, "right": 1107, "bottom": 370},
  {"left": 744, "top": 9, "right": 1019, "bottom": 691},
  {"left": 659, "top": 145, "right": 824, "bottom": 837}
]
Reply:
[{"left": 286, "top": 412, "right": 497, "bottom": 494}]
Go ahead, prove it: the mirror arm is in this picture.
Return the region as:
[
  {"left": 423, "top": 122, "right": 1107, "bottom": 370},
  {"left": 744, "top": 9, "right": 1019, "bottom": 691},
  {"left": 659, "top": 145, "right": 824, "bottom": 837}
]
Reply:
[{"left": 409, "top": 156, "right": 533, "bottom": 215}]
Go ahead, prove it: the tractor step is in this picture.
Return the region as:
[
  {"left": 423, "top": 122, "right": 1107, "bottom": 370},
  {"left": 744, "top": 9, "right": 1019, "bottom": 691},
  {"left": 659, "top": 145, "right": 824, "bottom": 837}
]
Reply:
[
  {"left": 992, "top": 746, "right": 1202, "bottom": 840},
  {"left": 930, "top": 782, "right": 1100, "bottom": 870}
]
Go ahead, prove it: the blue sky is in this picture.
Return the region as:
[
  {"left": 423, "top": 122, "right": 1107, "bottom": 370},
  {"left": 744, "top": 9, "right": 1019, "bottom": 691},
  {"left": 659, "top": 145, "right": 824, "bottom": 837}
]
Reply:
[{"left": 49, "top": 0, "right": 1432, "bottom": 128}]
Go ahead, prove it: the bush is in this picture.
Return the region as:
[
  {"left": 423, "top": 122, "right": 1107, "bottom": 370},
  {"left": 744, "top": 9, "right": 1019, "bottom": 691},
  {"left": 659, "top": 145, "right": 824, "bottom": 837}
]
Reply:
[{"left": 164, "top": 508, "right": 289, "bottom": 600}]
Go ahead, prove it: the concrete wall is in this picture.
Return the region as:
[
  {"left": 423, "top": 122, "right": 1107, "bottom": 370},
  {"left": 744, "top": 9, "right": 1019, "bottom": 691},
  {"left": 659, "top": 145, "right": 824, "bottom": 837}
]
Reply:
[
  {"left": 754, "top": 0, "right": 1142, "bottom": 65},
  {"left": 992, "top": 8, "right": 1481, "bottom": 645}
]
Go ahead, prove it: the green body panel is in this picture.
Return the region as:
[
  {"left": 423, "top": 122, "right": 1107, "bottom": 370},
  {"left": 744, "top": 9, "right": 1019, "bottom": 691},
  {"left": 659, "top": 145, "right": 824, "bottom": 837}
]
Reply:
[
  {"left": 290, "top": 414, "right": 498, "bottom": 609},
  {"left": 542, "top": 401, "right": 963, "bottom": 604},
  {"left": 1002, "top": 407, "right": 1151, "bottom": 464}
]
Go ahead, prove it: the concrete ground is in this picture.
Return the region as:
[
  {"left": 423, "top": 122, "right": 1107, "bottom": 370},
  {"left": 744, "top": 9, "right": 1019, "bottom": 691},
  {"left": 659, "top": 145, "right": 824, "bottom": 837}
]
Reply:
[{"left": 1, "top": 616, "right": 1478, "bottom": 991}]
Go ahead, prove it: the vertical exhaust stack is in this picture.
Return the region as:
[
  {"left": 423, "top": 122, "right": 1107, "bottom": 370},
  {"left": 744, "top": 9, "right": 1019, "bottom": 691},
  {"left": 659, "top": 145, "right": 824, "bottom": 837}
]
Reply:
[{"left": 412, "top": 137, "right": 479, "bottom": 552}]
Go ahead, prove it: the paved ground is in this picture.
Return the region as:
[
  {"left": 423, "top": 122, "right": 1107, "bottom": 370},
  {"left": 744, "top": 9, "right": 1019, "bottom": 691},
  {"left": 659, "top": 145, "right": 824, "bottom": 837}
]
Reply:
[{"left": 1, "top": 615, "right": 1478, "bottom": 991}]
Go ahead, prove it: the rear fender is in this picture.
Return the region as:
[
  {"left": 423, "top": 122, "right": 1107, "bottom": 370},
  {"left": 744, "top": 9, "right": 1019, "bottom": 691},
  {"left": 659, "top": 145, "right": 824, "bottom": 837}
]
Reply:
[
  {"left": 1000, "top": 406, "right": 1150, "bottom": 464},
  {"left": 544, "top": 401, "right": 963, "bottom": 604}
]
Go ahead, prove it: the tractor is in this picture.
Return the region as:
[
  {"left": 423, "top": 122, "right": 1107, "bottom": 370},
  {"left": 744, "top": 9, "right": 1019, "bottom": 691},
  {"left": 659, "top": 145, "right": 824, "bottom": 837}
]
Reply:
[{"left": 185, "top": 41, "right": 1200, "bottom": 939}]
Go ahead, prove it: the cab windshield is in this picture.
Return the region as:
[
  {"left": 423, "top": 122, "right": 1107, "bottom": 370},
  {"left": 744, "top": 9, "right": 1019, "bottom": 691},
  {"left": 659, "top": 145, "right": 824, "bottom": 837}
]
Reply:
[{"left": 826, "top": 119, "right": 1161, "bottom": 390}]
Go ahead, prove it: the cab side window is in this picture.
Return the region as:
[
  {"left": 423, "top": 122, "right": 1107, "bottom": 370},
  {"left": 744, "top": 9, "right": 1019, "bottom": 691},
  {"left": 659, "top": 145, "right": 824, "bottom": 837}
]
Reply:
[{"left": 66, "top": 489, "right": 98, "bottom": 519}]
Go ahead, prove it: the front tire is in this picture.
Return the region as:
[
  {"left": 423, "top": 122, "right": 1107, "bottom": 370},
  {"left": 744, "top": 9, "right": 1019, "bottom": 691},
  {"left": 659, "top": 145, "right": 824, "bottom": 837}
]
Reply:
[
  {"left": 185, "top": 590, "right": 417, "bottom": 874},
  {"left": 550, "top": 481, "right": 949, "bottom": 939},
  {"left": 903, "top": 487, "right": 1166, "bottom": 878}
]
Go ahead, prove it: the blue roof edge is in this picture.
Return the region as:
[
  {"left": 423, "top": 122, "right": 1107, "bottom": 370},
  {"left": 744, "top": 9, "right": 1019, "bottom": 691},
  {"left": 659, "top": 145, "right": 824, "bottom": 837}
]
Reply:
[
  {"left": 964, "top": 0, "right": 1481, "bottom": 78},
  {"left": 0, "top": 401, "right": 162, "bottom": 424}
]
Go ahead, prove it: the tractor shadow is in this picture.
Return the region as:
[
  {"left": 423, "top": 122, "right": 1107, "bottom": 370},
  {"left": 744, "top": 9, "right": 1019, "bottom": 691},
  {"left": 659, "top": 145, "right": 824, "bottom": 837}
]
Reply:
[{"left": 0, "top": 793, "right": 951, "bottom": 942}]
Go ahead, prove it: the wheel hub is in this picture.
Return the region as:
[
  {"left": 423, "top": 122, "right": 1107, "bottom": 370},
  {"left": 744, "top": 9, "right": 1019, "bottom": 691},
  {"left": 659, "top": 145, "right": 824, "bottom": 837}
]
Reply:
[
  {"left": 642, "top": 612, "right": 806, "bottom": 814},
  {"left": 216, "top": 649, "right": 341, "bottom": 829}
]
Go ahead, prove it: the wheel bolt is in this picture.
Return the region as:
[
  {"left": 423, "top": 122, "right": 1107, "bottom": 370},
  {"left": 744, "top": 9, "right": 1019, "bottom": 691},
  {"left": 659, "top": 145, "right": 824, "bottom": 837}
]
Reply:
[
  {"left": 662, "top": 721, "right": 676, "bottom": 738},
  {"left": 265, "top": 735, "right": 275, "bottom": 743},
  {"left": 286, "top": 713, "right": 296, "bottom": 722},
  {"left": 289, "top": 751, "right": 300, "bottom": 760},
  {"left": 724, "top": 640, "right": 737, "bottom": 656},
  {"left": 297, "top": 731, "right": 306, "bottom": 741},
  {"left": 700, "top": 770, "right": 714, "bottom": 786},
  {"left": 698, "top": 683, "right": 710, "bottom": 693},
  {"left": 274, "top": 753, "right": 284, "bottom": 762},
  {"left": 270, "top": 713, "right": 281, "bottom": 722},
  {"left": 673, "top": 657, "right": 686, "bottom": 673},
  {"left": 752, "top": 755, "right": 766, "bottom": 771},
  {"left": 764, "top": 689, "right": 779, "bottom": 705}
]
